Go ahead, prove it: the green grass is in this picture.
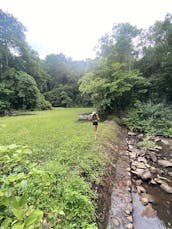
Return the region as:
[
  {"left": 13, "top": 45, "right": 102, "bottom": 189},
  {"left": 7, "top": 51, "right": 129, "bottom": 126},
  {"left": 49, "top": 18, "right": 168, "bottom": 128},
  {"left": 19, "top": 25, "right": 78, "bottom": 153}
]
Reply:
[{"left": 0, "top": 108, "right": 116, "bottom": 228}]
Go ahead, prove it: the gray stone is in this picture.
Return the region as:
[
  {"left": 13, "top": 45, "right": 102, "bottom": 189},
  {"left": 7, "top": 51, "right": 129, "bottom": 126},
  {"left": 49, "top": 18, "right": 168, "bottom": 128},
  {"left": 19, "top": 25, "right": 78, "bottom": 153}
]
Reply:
[
  {"left": 158, "top": 160, "right": 172, "bottom": 167},
  {"left": 135, "top": 179, "right": 142, "bottom": 186},
  {"left": 128, "top": 131, "right": 137, "bottom": 136},
  {"left": 140, "top": 197, "right": 149, "bottom": 205},
  {"left": 160, "top": 183, "right": 172, "bottom": 194},
  {"left": 161, "top": 139, "right": 169, "bottom": 145},
  {"left": 131, "top": 168, "right": 144, "bottom": 177},
  {"left": 148, "top": 152, "right": 157, "bottom": 162},
  {"left": 126, "top": 223, "right": 133, "bottom": 229},
  {"left": 112, "top": 217, "right": 121, "bottom": 227},
  {"left": 142, "top": 170, "right": 152, "bottom": 180},
  {"left": 150, "top": 179, "right": 157, "bottom": 185},
  {"left": 135, "top": 162, "right": 146, "bottom": 169},
  {"left": 137, "top": 157, "right": 147, "bottom": 164},
  {"left": 150, "top": 166, "right": 157, "bottom": 173},
  {"left": 168, "top": 172, "right": 172, "bottom": 177},
  {"left": 127, "top": 216, "right": 133, "bottom": 223},
  {"left": 137, "top": 185, "right": 146, "bottom": 193}
]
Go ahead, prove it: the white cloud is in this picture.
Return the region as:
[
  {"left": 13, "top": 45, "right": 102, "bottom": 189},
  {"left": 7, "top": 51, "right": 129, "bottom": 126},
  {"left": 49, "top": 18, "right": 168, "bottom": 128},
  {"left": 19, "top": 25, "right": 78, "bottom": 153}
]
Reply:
[{"left": 1, "top": 0, "right": 172, "bottom": 60}]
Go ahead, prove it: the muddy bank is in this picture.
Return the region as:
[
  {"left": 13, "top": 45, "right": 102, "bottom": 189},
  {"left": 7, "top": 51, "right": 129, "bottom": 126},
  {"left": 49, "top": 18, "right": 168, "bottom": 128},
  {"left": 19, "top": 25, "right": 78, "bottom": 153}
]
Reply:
[{"left": 96, "top": 124, "right": 133, "bottom": 229}]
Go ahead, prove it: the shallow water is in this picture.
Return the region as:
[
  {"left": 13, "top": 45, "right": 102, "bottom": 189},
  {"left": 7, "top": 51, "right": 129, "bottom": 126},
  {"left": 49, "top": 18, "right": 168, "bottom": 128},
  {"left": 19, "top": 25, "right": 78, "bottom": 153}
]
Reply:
[
  {"left": 133, "top": 137, "right": 172, "bottom": 229},
  {"left": 132, "top": 190, "right": 167, "bottom": 229}
]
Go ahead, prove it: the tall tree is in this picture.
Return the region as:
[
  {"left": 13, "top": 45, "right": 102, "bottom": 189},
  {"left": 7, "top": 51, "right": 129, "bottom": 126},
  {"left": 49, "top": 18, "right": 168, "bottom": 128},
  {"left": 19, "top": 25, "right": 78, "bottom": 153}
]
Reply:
[{"left": 0, "top": 9, "right": 26, "bottom": 67}]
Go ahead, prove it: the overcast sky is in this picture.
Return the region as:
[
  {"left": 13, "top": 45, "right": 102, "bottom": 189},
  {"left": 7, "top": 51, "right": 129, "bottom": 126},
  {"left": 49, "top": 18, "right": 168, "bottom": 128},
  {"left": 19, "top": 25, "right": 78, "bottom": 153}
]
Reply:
[{"left": 1, "top": 0, "right": 172, "bottom": 60}]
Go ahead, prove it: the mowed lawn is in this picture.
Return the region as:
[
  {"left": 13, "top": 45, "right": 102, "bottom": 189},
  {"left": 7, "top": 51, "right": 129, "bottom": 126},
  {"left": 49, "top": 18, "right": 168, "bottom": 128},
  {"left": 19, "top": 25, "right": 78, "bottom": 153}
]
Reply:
[
  {"left": 0, "top": 108, "right": 110, "bottom": 228},
  {"left": 0, "top": 108, "right": 99, "bottom": 161}
]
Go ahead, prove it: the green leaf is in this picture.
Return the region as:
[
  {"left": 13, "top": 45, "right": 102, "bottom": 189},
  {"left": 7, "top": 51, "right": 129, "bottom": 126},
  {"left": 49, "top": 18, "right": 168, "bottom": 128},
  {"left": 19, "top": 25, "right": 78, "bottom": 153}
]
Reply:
[
  {"left": 1, "top": 217, "right": 12, "bottom": 228},
  {"left": 24, "top": 209, "right": 43, "bottom": 227},
  {"left": 12, "top": 208, "right": 25, "bottom": 220},
  {"left": 11, "top": 222, "right": 24, "bottom": 229}
]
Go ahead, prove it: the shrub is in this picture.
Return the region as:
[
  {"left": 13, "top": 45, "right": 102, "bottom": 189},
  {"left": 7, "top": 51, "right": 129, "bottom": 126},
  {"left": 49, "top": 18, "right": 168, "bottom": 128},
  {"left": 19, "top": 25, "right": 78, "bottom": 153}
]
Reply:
[{"left": 124, "top": 101, "right": 172, "bottom": 137}]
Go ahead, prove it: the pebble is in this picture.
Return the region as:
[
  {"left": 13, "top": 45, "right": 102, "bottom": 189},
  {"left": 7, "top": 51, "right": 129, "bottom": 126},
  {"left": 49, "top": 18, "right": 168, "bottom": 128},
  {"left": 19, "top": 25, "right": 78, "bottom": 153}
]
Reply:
[
  {"left": 112, "top": 217, "right": 121, "bottom": 227},
  {"left": 126, "top": 223, "right": 133, "bottom": 229}
]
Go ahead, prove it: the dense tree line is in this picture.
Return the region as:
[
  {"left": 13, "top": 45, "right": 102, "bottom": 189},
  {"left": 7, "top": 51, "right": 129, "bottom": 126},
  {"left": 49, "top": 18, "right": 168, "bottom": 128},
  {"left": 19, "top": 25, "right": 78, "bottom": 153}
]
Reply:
[
  {"left": 0, "top": 10, "right": 91, "bottom": 115},
  {"left": 0, "top": 9, "right": 172, "bottom": 136},
  {"left": 79, "top": 14, "right": 172, "bottom": 136}
]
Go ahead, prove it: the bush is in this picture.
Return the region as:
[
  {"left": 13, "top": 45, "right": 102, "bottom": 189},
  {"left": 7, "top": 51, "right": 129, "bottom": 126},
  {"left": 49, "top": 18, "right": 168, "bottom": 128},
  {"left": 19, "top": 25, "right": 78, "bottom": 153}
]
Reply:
[{"left": 124, "top": 101, "right": 172, "bottom": 137}]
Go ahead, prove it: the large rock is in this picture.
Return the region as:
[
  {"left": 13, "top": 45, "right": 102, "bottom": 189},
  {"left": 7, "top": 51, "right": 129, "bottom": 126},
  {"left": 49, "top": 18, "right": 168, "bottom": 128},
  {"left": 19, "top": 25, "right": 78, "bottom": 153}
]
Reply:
[
  {"left": 128, "top": 131, "right": 137, "bottom": 136},
  {"left": 150, "top": 166, "right": 157, "bottom": 173},
  {"left": 160, "top": 183, "right": 172, "bottom": 194},
  {"left": 132, "top": 169, "right": 152, "bottom": 181},
  {"left": 148, "top": 152, "right": 157, "bottom": 162},
  {"left": 137, "top": 157, "right": 147, "bottom": 164},
  {"left": 158, "top": 160, "right": 172, "bottom": 167},
  {"left": 161, "top": 139, "right": 169, "bottom": 145},
  {"left": 142, "top": 170, "right": 152, "bottom": 180}
]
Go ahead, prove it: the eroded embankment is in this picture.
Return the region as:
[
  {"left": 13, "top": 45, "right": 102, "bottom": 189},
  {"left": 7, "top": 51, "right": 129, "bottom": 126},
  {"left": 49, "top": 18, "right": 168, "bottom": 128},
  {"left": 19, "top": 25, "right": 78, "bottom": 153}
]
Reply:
[{"left": 96, "top": 123, "right": 133, "bottom": 229}]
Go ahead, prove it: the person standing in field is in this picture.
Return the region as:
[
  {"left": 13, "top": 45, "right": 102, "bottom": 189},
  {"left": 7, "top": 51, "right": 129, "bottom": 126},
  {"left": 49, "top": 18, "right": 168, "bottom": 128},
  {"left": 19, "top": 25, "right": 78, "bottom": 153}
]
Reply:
[{"left": 89, "top": 111, "right": 100, "bottom": 140}]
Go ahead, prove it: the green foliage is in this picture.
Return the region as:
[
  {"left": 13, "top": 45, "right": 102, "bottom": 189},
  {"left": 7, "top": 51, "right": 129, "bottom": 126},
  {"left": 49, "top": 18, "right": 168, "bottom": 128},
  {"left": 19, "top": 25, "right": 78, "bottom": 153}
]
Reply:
[
  {"left": 79, "top": 62, "right": 147, "bottom": 113},
  {"left": 0, "top": 108, "right": 111, "bottom": 228},
  {"left": 0, "top": 68, "right": 51, "bottom": 112},
  {"left": 0, "top": 9, "right": 26, "bottom": 67},
  {"left": 124, "top": 101, "right": 172, "bottom": 137},
  {"left": 0, "top": 144, "right": 43, "bottom": 228}
]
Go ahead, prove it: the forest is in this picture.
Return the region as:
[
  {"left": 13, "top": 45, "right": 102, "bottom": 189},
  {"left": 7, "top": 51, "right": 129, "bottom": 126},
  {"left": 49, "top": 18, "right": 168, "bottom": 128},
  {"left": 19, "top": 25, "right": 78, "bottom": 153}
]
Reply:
[{"left": 1, "top": 9, "right": 172, "bottom": 136}]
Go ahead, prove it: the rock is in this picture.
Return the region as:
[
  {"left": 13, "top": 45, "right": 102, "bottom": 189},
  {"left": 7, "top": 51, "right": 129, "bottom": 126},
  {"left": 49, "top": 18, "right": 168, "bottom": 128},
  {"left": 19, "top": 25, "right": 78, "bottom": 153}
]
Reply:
[
  {"left": 135, "top": 179, "right": 142, "bottom": 185},
  {"left": 137, "top": 157, "right": 147, "bottom": 164},
  {"left": 141, "top": 204, "right": 157, "bottom": 218},
  {"left": 125, "top": 209, "right": 131, "bottom": 215},
  {"left": 112, "top": 217, "right": 121, "bottom": 227},
  {"left": 142, "top": 170, "right": 152, "bottom": 180},
  {"left": 150, "top": 179, "right": 157, "bottom": 185},
  {"left": 148, "top": 152, "right": 157, "bottom": 162},
  {"left": 128, "top": 144, "right": 134, "bottom": 151},
  {"left": 134, "top": 162, "right": 147, "bottom": 169},
  {"left": 126, "top": 223, "right": 133, "bottom": 229},
  {"left": 127, "top": 216, "right": 133, "bottom": 223},
  {"left": 140, "top": 197, "right": 149, "bottom": 205},
  {"left": 137, "top": 133, "right": 144, "bottom": 139},
  {"left": 128, "top": 131, "right": 137, "bottom": 136},
  {"left": 131, "top": 168, "right": 144, "bottom": 177},
  {"left": 168, "top": 172, "right": 172, "bottom": 177},
  {"left": 154, "top": 178, "right": 164, "bottom": 184},
  {"left": 137, "top": 185, "right": 146, "bottom": 193},
  {"left": 160, "top": 183, "right": 172, "bottom": 194},
  {"left": 161, "top": 139, "right": 169, "bottom": 145},
  {"left": 158, "top": 160, "right": 172, "bottom": 168},
  {"left": 155, "top": 145, "right": 162, "bottom": 150},
  {"left": 150, "top": 166, "right": 157, "bottom": 173},
  {"left": 129, "top": 152, "right": 137, "bottom": 159},
  {"left": 154, "top": 137, "right": 161, "bottom": 142},
  {"left": 157, "top": 174, "right": 170, "bottom": 182}
]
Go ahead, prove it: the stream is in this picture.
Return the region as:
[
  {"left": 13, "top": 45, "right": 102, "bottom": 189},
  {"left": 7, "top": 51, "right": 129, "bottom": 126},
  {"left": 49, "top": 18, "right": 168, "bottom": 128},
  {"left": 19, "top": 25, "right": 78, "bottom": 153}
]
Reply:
[{"left": 128, "top": 133, "right": 172, "bottom": 229}]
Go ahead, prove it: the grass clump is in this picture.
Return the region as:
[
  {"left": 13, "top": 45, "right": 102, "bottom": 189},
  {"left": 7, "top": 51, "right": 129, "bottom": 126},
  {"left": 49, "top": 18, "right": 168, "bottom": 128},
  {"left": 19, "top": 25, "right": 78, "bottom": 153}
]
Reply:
[{"left": 137, "top": 137, "right": 157, "bottom": 149}]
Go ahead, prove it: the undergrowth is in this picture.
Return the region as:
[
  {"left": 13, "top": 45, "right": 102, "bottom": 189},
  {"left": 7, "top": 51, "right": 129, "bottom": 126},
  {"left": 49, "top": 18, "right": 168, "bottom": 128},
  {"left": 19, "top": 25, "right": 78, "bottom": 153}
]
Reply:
[{"left": 124, "top": 101, "right": 172, "bottom": 137}]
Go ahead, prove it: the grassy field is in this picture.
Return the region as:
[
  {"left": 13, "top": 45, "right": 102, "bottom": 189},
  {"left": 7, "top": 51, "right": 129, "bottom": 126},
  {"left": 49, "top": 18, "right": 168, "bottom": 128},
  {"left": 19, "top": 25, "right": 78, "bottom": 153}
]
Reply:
[{"left": 0, "top": 108, "right": 117, "bottom": 228}]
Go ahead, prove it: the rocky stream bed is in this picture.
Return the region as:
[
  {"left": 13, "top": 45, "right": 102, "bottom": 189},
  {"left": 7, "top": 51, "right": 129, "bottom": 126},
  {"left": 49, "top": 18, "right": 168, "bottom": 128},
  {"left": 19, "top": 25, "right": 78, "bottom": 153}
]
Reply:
[{"left": 105, "top": 130, "right": 172, "bottom": 229}]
